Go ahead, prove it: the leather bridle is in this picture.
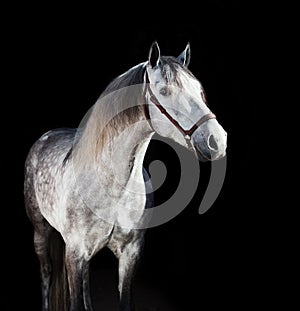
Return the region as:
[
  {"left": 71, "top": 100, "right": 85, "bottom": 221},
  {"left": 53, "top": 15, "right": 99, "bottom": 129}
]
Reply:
[{"left": 143, "top": 70, "right": 216, "bottom": 140}]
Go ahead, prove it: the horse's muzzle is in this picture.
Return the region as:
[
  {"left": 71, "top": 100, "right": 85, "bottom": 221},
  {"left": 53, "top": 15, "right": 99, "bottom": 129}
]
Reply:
[{"left": 192, "top": 129, "right": 227, "bottom": 162}]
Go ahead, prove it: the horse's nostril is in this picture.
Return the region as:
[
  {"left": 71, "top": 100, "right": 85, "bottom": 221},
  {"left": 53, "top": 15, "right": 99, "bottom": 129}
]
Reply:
[{"left": 208, "top": 135, "right": 218, "bottom": 151}]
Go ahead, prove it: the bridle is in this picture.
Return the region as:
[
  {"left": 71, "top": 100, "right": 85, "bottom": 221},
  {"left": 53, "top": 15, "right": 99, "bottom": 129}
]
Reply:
[{"left": 143, "top": 70, "right": 216, "bottom": 140}]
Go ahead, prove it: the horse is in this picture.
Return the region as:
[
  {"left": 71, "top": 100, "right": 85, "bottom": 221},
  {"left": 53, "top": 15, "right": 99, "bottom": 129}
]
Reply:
[{"left": 24, "top": 41, "right": 227, "bottom": 311}]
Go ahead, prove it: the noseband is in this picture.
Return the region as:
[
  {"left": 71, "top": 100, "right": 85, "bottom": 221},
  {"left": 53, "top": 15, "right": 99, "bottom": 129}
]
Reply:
[{"left": 143, "top": 71, "right": 216, "bottom": 140}]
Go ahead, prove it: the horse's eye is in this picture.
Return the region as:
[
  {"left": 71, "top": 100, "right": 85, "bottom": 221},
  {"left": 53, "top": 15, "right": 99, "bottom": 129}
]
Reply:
[{"left": 159, "top": 87, "right": 171, "bottom": 96}]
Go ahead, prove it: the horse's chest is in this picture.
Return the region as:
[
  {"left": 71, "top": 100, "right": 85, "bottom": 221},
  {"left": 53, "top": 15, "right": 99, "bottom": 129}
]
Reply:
[{"left": 94, "top": 178, "right": 146, "bottom": 228}]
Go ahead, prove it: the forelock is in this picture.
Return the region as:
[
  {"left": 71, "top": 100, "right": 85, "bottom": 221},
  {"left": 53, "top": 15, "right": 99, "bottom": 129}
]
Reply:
[{"left": 158, "top": 56, "right": 195, "bottom": 88}]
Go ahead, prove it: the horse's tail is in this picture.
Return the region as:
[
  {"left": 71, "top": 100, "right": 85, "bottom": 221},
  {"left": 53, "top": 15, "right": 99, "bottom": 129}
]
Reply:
[{"left": 49, "top": 229, "right": 68, "bottom": 311}]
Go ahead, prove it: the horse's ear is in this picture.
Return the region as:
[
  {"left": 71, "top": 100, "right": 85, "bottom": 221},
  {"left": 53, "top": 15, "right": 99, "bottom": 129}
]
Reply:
[
  {"left": 148, "top": 41, "right": 160, "bottom": 68},
  {"left": 177, "top": 43, "right": 191, "bottom": 67}
]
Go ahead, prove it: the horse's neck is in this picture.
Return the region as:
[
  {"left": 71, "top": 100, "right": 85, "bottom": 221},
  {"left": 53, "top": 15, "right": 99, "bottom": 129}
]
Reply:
[
  {"left": 72, "top": 104, "right": 153, "bottom": 196},
  {"left": 103, "top": 121, "right": 153, "bottom": 189}
]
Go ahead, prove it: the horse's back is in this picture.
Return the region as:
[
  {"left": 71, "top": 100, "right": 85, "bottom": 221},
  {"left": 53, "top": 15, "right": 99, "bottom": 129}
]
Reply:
[
  {"left": 26, "top": 127, "right": 76, "bottom": 163},
  {"left": 25, "top": 128, "right": 76, "bottom": 178}
]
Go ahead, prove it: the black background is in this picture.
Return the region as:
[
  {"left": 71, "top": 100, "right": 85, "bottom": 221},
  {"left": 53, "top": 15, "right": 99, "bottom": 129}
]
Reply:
[{"left": 2, "top": 1, "right": 274, "bottom": 310}]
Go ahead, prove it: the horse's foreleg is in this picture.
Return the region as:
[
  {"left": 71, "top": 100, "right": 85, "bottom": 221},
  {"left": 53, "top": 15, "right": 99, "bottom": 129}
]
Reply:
[
  {"left": 83, "top": 260, "right": 93, "bottom": 311},
  {"left": 34, "top": 228, "right": 52, "bottom": 311},
  {"left": 65, "top": 247, "right": 85, "bottom": 311},
  {"left": 118, "top": 243, "right": 143, "bottom": 311}
]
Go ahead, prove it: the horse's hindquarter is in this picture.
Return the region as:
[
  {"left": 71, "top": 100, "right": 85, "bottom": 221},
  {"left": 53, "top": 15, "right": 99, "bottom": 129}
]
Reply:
[{"left": 24, "top": 128, "right": 78, "bottom": 231}]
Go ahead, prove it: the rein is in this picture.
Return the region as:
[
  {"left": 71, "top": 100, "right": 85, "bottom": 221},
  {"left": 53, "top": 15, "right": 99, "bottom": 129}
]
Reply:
[{"left": 143, "top": 70, "right": 216, "bottom": 140}]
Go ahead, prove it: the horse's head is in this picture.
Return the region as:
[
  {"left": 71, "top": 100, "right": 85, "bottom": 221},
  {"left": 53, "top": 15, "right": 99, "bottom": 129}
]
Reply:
[{"left": 143, "top": 42, "right": 227, "bottom": 161}]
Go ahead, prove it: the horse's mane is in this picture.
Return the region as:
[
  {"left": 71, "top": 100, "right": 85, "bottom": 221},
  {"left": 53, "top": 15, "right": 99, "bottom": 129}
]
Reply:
[{"left": 73, "top": 62, "right": 147, "bottom": 166}]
